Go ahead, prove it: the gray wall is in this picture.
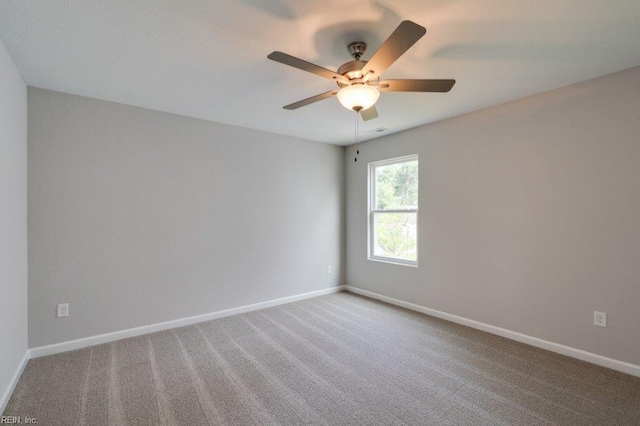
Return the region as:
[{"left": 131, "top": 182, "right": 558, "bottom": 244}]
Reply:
[
  {"left": 28, "top": 88, "right": 344, "bottom": 347},
  {"left": 0, "top": 39, "right": 28, "bottom": 405},
  {"left": 346, "top": 66, "right": 640, "bottom": 366}
]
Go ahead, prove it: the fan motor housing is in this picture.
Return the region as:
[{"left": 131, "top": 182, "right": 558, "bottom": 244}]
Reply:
[{"left": 336, "top": 60, "right": 367, "bottom": 86}]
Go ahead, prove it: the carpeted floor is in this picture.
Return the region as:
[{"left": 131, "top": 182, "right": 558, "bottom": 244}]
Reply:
[{"left": 4, "top": 291, "right": 640, "bottom": 425}]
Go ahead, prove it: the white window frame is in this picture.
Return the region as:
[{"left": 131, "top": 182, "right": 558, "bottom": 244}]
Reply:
[{"left": 368, "top": 154, "right": 418, "bottom": 267}]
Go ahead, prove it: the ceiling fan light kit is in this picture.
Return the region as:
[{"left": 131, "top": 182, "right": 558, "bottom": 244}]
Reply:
[
  {"left": 268, "top": 20, "right": 455, "bottom": 121},
  {"left": 337, "top": 84, "right": 380, "bottom": 112}
]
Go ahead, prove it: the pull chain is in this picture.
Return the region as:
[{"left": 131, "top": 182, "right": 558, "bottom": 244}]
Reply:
[
  {"left": 356, "top": 110, "right": 359, "bottom": 144},
  {"left": 354, "top": 110, "right": 360, "bottom": 162}
]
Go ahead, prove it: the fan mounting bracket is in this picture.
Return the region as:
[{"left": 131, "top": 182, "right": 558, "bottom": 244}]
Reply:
[{"left": 347, "top": 42, "right": 367, "bottom": 60}]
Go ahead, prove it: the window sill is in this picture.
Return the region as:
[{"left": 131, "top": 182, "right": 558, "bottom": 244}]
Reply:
[{"left": 368, "top": 256, "right": 418, "bottom": 268}]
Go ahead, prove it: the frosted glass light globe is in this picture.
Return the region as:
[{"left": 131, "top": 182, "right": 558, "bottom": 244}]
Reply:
[{"left": 337, "top": 84, "right": 380, "bottom": 111}]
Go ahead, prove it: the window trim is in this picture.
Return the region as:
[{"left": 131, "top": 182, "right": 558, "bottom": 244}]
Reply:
[{"left": 368, "top": 154, "right": 419, "bottom": 267}]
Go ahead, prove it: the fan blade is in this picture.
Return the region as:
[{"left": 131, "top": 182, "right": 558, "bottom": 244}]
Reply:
[
  {"left": 379, "top": 79, "right": 455, "bottom": 92},
  {"left": 283, "top": 90, "right": 339, "bottom": 110},
  {"left": 361, "top": 21, "right": 426, "bottom": 80},
  {"left": 360, "top": 105, "right": 379, "bottom": 121},
  {"left": 268, "top": 51, "right": 348, "bottom": 84}
]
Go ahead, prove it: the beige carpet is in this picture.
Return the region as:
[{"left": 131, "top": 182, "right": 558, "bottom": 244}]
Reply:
[{"left": 4, "top": 292, "right": 640, "bottom": 425}]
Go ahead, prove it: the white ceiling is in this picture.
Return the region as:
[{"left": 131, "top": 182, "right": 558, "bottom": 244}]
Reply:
[{"left": 1, "top": 1, "right": 640, "bottom": 145}]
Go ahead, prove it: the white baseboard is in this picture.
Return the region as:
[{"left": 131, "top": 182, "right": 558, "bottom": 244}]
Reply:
[
  {"left": 345, "top": 285, "right": 640, "bottom": 378},
  {"left": 30, "top": 286, "right": 346, "bottom": 358},
  {"left": 1, "top": 350, "right": 30, "bottom": 414}
]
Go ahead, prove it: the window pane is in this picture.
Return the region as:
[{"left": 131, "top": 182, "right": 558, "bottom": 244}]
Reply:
[
  {"left": 375, "top": 160, "right": 418, "bottom": 210},
  {"left": 373, "top": 212, "right": 417, "bottom": 261}
]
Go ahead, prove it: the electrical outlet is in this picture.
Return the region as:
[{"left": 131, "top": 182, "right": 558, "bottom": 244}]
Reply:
[
  {"left": 327, "top": 265, "right": 333, "bottom": 274},
  {"left": 594, "top": 311, "right": 606, "bottom": 327},
  {"left": 57, "top": 303, "right": 69, "bottom": 318}
]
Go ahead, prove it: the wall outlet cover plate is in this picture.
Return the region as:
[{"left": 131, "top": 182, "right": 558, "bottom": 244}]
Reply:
[
  {"left": 57, "top": 303, "right": 69, "bottom": 318},
  {"left": 594, "top": 311, "right": 606, "bottom": 327}
]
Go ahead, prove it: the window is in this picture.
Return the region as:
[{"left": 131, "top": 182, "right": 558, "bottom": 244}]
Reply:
[{"left": 369, "top": 155, "right": 418, "bottom": 266}]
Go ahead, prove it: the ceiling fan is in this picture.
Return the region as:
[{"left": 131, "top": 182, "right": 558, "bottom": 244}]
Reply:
[{"left": 267, "top": 20, "right": 455, "bottom": 121}]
